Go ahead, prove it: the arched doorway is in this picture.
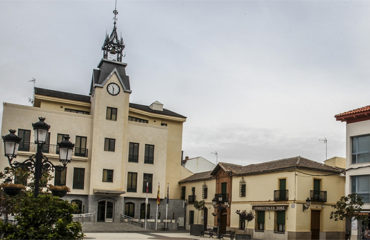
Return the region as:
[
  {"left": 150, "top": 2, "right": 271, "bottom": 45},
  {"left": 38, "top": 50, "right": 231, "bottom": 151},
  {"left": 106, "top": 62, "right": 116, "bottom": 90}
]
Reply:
[
  {"left": 97, "top": 200, "right": 114, "bottom": 222},
  {"left": 124, "top": 202, "right": 135, "bottom": 218},
  {"left": 140, "top": 203, "right": 150, "bottom": 219},
  {"left": 71, "top": 199, "right": 83, "bottom": 214}
]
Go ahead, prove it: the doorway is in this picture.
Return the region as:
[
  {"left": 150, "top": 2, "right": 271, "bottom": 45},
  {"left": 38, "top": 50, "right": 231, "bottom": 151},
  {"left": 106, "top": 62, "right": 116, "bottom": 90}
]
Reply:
[
  {"left": 219, "top": 208, "right": 227, "bottom": 235},
  {"left": 311, "top": 210, "right": 320, "bottom": 240},
  {"left": 203, "top": 207, "right": 208, "bottom": 230},
  {"left": 97, "top": 200, "right": 114, "bottom": 222}
]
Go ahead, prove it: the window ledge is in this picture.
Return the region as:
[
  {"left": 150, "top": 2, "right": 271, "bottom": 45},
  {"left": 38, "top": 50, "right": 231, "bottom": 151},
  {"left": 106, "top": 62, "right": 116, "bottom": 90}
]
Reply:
[{"left": 274, "top": 231, "right": 285, "bottom": 234}]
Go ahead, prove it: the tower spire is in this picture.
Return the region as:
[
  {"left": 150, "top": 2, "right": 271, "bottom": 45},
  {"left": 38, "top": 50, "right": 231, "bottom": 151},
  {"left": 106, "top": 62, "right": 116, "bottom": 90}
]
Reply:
[{"left": 102, "top": 0, "right": 125, "bottom": 62}]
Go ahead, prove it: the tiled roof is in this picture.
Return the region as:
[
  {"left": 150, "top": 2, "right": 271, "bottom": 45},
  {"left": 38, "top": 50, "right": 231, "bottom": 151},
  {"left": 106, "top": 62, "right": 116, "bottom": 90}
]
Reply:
[
  {"left": 35, "top": 87, "right": 90, "bottom": 103},
  {"left": 34, "top": 87, "right": 185, "bottom": 119},
  {"left": 129, "top": 103, "right": 186, "bottom": 119},
  {"left": 178, "top": 171, "right": 213, "bottom": 183},
  {"left": 335, "top": 105, "right": 370, "bottom": 123},
  {"left": 181, "top": 156, "right": 343, "bottom": 183},
  {"left": 233, "top": 156, "right": 343, "bottom": 176}
]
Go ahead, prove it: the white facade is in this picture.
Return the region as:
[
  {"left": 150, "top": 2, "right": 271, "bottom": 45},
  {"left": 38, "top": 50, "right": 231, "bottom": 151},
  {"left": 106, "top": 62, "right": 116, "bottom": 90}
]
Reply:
[{"left": 182, "top": 156, "right": 216, "bottom": 173}]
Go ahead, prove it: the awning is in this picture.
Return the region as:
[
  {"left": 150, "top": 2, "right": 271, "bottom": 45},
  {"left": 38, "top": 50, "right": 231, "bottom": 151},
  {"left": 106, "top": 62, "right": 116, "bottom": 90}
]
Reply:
[{"left": 93, "top": 189, "right": 125, "bottom": 195}]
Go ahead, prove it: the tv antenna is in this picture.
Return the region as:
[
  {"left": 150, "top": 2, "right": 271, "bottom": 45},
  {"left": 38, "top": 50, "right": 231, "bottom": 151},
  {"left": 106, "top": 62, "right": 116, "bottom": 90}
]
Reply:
[
  {"left": 319, "top": 137, "right": 328, "bottom": 161},
  {"left": 211, "top": 151, "right": 219, "bottom": 164}
]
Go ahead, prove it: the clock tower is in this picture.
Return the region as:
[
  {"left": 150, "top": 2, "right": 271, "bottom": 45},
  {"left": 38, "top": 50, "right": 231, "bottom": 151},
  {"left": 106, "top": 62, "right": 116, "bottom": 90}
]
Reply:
[{"left": 88, "top": 7, "right": 131, "bottom": 220}]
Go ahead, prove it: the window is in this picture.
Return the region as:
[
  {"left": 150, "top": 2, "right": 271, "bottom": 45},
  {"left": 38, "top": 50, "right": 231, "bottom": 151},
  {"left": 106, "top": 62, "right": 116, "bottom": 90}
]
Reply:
[
  {"left": 189, "top": 210, "right": 194, "bottom": 225},
  {"left": 221, "top": 182, "right": 227, "bottom": 194},
  {"left": 352, "top": 135, "right": 370, "bottom": 164},
  {"left": 275, "top": 211, "right": 285, "bottom": 233},
  {"left": 106, "top": 107, "right": 117, "bottom": 121},
  {"left": 181, "top": 186, "right": 186, "bottom": 200},
  {"left": 161, "top": 122, "right": 167, "bottom": 126},
  {"left": 54, "top": 166, "right": 67, "bottom": 186},
  {"left": 41, "top": 132, "right": 50, "bottom": 153},
  {"left": 143, "top": 173, "right": 153, "bottom": 193},
  {"left": 192, "top": 187, "right": 195, "bottom": 195},
  {"left": 279, "top": 179, "right": 287, "bottom": 200},
  {"left": 56, "top": 133, "right": 69, "bottom": 154},
  {"left": 18, "top": 129, "right": 30, "bottom": 151},
  {"left": 240, "top": 180, "right": 246, "bottom": 197},
  {"left": 202, "top": 185, "right": 208, "bottom": 199},
  {"left": 75, "top": 136, "right": 87, "bottom": 157},
  {"left": 125, "top": 202, "right": 135, "bottom": 218},
  {"left": 104, "top": 138, "right": 115, "bottom": 152},
  {"left": 140, "top": 203, "right": 150, "bottom": 219},
  {"left": 352, "top": 175, "right": 370, "bottom": 203},
  {"left": 128, "top": 142, "right": 139, "bottom": 162},
  {"left": 256, "top": 211, "right": 265, "bottom": 231},
  {"left": 128, "top": 116, "right": 148, "bottom": 123},
  {"left": 65, "top": 108, "right": 89, "bottom": 115},
  {"left": 103, "top": 169, "right": 114, "bottom": 182},
  {"left": 144, "top": 144, "right": 154, "bottom": 164},
  {"left": 73, "top": 168, "right": 85, "bottom": 189},
  {"left": 71, "top": 200, "right": 83, "bottom": 214},
  {"left": 127, "top": 172, "right": 137, "bottom": 192}
]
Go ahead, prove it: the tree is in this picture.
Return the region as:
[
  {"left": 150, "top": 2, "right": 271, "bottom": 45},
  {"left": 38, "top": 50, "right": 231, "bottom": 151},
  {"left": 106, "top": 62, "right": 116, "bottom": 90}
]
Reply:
[
  {"left": 330, "top": 193, "right": 368, "bottom": 240},
  {"left": 236, "top": 210, "right": 254, "bottom": 231},
  {"left": 193, "top": 200, "right": 205, "bottom": 224},
  {"left": 0, "top": 168, "right": 83, "bottom": 239}
]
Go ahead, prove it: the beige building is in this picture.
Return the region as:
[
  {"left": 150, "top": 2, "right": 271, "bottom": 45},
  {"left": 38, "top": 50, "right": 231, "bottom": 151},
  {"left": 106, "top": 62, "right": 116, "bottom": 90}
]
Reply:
[
  {"left": 179, "top": 156, "right": 346, "bottom": 240},
  {"left": 336, "top": 106, "right": 370, "bottom": 239},
  {"left": 0, "top": 14, "right": 191, "bottom": 224}
]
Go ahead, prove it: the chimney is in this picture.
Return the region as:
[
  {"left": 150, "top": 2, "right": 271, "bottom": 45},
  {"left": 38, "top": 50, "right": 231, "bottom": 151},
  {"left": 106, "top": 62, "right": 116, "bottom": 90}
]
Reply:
[{"left": 149, "top": 101, "right": 163, "bottom": 111}]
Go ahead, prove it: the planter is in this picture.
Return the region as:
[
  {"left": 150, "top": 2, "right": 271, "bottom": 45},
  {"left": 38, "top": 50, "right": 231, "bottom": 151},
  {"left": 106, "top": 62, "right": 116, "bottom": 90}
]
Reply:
[
  {"left": 1, "top": 183, "right": 25, "bottom": 196},
  {"left": 235, "top": 234, "right": 252, "bottom": 240},
  {"left": 190, "top": 224, "right": 204, "bottom": 236},
  {"left": 48, "top": 185, "right": 70, "bottom": 197}
]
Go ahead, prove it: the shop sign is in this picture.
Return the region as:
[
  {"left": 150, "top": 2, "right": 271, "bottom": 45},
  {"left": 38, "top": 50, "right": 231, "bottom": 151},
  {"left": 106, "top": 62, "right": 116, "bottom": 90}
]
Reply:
[{"left": 252, "top": 205, "right": 288, "bottom": 211}]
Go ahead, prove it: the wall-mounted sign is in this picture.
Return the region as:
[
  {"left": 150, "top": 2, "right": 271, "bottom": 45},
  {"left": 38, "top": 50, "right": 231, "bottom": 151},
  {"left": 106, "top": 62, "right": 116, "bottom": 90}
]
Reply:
[{"left": 252, "top": 205, "right": 288, "bottom": 211}]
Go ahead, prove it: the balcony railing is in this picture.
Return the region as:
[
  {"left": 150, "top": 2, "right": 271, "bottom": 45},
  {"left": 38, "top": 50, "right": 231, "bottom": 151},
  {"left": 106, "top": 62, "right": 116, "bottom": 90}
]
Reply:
[
  {"left": 18, "top": 142, "right": 88, "bottom": 158},
  {"left": 214, "top": 193, "right": 229, "bottom": 203},
  {"left": 310, "top": 190, "right": 327, "bottom": 202},
  {"left": 188, "top": 195, "right": 196, "bottom": 204},
  {"left": 274, "top": 190, "right": 288, "bottom": 201}
]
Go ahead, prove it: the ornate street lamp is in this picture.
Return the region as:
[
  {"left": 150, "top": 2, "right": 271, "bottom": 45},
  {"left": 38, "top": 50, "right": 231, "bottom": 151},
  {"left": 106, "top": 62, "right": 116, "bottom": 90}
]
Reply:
[
  {"left": 2, "top": 129, "right": 22, "bottom": 163},
  {"left": 32, "top": 117, "right": 50, "bottom": 144},
  {"left": 58, "top": 135, "right": 74, "bottom": 166},
  {"left": 2, "top": 117, "right": 74, "bottom": 197}
]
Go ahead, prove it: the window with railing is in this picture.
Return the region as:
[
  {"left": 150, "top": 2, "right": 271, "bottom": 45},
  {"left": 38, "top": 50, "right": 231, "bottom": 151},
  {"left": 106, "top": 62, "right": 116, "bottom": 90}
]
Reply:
[
  {"left": 56, "top": 133, "right": 69, "bottom": 154},
  {"left": 75, "top": 136, "right": 87, "bottom": 157},
  {"left": 18, "top": 129, "right": 31, "bottom": 151},
  {"left": 274, "top": 190, "right": 288, "bottom": 201}
]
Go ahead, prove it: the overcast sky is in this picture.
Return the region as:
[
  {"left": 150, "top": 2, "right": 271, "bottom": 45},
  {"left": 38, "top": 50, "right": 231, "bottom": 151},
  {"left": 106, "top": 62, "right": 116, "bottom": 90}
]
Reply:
[{"left": 1, "top": 0, "right": 370, "bottom": 165}]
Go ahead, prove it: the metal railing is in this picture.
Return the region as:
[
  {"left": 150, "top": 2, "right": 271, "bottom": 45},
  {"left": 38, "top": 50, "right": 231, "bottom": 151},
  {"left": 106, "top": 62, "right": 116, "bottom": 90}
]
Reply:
[
  {"left": 214, "top": 193, "right": 229, "bottom": 203},
  {"left": 310, "top": 190, "right": 327, "bottom": 202},
  {"left": 18, "top": 142, "right": 88, "bottom": 157},
  {"left": 274, "top": 190, "right": 289, "bottom": 201},
  {"left": 188, "top": 195, "right": 196, "bottom": 204}
]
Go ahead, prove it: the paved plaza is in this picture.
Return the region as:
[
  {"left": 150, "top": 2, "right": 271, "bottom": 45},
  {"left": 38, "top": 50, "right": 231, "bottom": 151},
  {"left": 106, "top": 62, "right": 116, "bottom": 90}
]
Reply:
[{"left": 84, "top": 232, "right": 211, "bottom": 240}]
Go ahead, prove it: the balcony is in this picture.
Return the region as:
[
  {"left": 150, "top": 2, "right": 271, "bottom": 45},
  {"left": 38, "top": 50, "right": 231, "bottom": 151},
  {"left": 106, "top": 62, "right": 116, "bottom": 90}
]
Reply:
[
  {"left": 19, "top": 142, "right": 88, "bottom": 158},
  {"left": 274, "top": 190, "right": 288, "bottom": 201},
  {"left": 214, "top": 193, "right": 229, "bottom": 203},
  {"left": 310, "top": 190, "right": 327, "bottom": 202},
  {"left": 188, "top": 195, "right": 196, "bottom": 204}
]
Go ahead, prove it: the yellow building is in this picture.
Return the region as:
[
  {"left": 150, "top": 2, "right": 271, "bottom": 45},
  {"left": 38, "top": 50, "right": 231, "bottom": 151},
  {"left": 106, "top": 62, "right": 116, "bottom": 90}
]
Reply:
[
  {"left": 179, "top": 156, "right": 346, "bottom": 240},
  {"left": 0, "top": 12, "right": 191, "bottom": 224}
]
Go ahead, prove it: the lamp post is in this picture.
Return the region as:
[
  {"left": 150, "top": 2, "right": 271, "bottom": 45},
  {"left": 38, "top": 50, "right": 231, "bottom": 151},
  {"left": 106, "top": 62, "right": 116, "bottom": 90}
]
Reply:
[
  {"left": 212, "top": 194, "right": 228, "bottom": 239},
  {"left": 2, "top": 117, "right": 74, "bottom": 197}
]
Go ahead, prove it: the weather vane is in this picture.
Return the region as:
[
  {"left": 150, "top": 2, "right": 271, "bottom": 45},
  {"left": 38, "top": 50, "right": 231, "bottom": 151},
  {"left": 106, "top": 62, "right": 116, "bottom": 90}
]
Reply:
[{"left": 113, "top": 0, "right": 118, "bottom": 25}]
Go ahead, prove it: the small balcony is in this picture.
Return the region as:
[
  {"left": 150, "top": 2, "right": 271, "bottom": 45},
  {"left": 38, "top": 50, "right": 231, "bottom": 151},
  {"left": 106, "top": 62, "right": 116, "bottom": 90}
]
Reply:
[
  {"left": 310, "top": 190, "right": 327, "bottom": 202},
  {"left": 19, "top": 142, "right": 88, "bottom": 158},
  {"left": 214, "top": 193, "right": 229, "bottom": 203},
  {"left": 274, "top": 190, "right": 288, "bottom": 201},
  {"left": 188, "top": 195, "right": 196, "bottom": 204}
]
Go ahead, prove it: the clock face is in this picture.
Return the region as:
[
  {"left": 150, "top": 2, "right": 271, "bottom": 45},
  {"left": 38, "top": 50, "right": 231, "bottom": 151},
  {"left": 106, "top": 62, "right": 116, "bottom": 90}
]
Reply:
[{"left": 107, "top": 83, "right": 120, "bottom": 96}]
